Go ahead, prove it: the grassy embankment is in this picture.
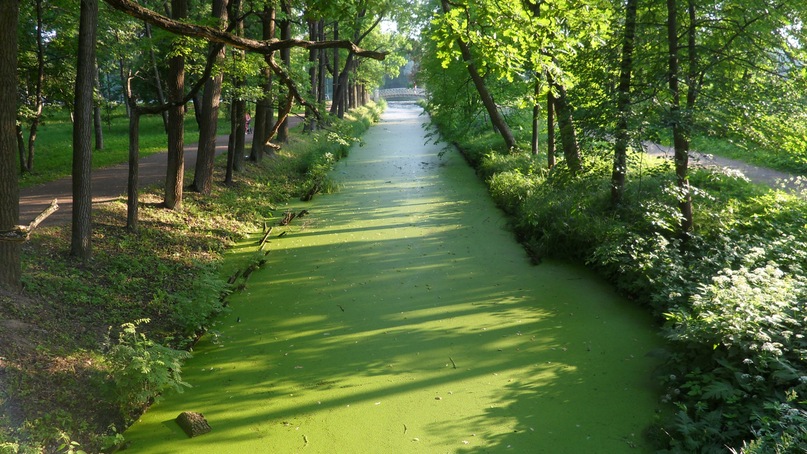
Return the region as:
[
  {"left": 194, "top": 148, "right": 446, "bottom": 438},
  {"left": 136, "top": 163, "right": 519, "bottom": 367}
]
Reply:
[
  {"left": 0, "top": 102, "right": 383, "bottom": 453},
  {"left": 427, "top": 107, "right": 807, "bottom": 453}
]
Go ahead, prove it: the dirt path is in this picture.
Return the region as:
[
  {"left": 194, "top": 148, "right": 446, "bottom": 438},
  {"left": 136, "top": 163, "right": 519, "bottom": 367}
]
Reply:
[
  {"left": 19, "top": 117, "right": 303, "bottom": 228},
  {"left": 644, "top": 142, "right": 806, "bottom": 193},
  {"left": 123, "top": 103, "right": 662, "bottom": 453},
  {"left": 18, "top": 135, "right": 226, "bottom": 227}
]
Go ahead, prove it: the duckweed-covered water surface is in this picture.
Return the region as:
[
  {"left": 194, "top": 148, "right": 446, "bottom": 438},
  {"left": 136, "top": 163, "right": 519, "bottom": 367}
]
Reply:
[{"left": 123, "top": 103, "right": 662, "bottom": 453}]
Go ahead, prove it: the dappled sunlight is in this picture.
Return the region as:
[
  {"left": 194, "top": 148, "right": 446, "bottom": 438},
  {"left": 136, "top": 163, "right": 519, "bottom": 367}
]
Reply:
[{"left": 123, "top": 103, "right": 661, "bottom": 453}]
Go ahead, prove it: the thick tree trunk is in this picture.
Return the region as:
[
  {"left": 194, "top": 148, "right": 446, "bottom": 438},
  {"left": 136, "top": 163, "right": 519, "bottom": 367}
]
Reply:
[
  {"left": 611, "top": 0, "right": 638, "bottom": 205},
  {"left": 667, "top": 0, "right": 694, "bottom": 233},
  {"left": 0, "top": 0, "right": 21, "bottom": 290},
  {"left": 440, "top": 0, "right": 516, "bottom": 151},
  {"left": 164, "top": 0, "right": 187, "bottom": 209},
  {"left": 192, "top": 0, "right": 228, "bottom": 195},
  {"left": 71, "top": 0, "right": 98, "bottom": 261}
]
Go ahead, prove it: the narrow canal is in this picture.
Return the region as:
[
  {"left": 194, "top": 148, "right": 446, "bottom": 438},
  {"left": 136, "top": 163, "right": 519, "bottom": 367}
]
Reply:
[{"left": 124, "top": 103, "right": 662, "bottom": 453}]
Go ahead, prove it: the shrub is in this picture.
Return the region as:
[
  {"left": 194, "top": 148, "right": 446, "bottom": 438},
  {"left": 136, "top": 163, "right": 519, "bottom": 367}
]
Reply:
[{"left": 105, "top": 320, "right": 192, "bottom": 415}]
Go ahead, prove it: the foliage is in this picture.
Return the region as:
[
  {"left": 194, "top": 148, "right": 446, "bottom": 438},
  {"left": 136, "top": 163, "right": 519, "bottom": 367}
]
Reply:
[{"left": 105, "top": 319, "right": 192, "bottom": 412}]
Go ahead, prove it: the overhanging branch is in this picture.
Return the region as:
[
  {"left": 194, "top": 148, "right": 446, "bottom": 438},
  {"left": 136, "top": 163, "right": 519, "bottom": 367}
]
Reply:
[{"left": 103, "top": 0, "right": 388, "bottom": 60}]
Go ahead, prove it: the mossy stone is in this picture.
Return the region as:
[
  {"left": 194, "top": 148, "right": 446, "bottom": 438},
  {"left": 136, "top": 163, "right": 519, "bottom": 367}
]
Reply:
[{"left": 175, "top": 411, "right": 211, "bottom": 438}]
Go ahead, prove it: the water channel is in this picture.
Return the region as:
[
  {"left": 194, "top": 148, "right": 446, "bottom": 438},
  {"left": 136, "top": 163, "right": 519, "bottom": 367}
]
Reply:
[{"left": 123, "top": 102, "right": 662, "bottom": 453}]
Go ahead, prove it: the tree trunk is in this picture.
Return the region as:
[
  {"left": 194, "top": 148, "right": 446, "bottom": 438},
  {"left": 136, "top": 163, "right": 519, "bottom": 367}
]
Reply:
[
  {"left": 71, "top": 0, "right": 98, "bottom": 261},
  {"left": 331, "top": 22, "right": 339, "bottom": 115},
  {"left": 550, "top": 80, "right": 582, "bottom": 174},
  {"left": 317, "top": 19, "right": 326, "bottom": 108},
  {"left": 667, "top": 0, "right": 694, "bottom": 233},
  {"left": 164, "top": 0, "right": 187, "bottom": 209},
  {"left": 531, "top": 78, "right": 540, "bottom": 156},
  {"left": 276, "top": 0, "right": 291, "bottom": 143},
  {"left": 304, "top": 18, "right": 318, "bottom": 133},
  {"left": 126, "top": 103, "right": 140, "bottom": 231},
  {"left": 440, "top": 0, "right": 517, "bottom": 151},
  {"left": 250, "top": 4, "right": 275, "bottom": 162},
  {"left": 26, "top": 0, "right": 46, "bottom": 172},
  {"left": 191, "top": 91, "right": 202, "bottom": 128},
  {"left": 546, "top": 89, "right": 555, "bottom": 169},
  {"left": 611, "top": 0, "right": 638, "bottom": 205},
  {"left": 332, "top": 53, "right": 353, "bottom": 118},
  {"left": 17, "top": 124, "right": 26, "bottom": 173},
  {"left": 145, "top": 22, "right": 169, "bottom": 132},
  {"left": 93, "top": 61, "right": 104, "bottom": 150},
  {"left": 192, "top": 0, "right": 228, "bottom": 195},
  {"left": 226, "top": 0, "right": 245, "bottom": 178},
  {"left": 0, "top": 0, "right": 21, "bottom": 290},
  {"left": 118, "top": 59, "right": 131, "bottom": 118}
]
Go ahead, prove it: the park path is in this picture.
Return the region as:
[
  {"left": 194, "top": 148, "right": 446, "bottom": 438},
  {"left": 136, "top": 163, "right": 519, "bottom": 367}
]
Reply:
[
  {"left": 123, "top": 103, "right": 662, "bottom": 453},
  {"left": 19, "top": 116, "right": 302, "bottom": 227},
  {"left": 18, "top": 135, "right": 229, "bottom": 227},
  {"left": 644, "top": 142, "right": 806, "bottom": 193}
]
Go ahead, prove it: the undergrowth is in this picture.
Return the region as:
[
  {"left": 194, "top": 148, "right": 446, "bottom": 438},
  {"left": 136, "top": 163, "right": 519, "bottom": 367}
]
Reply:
[
  {"left": 0, "top": 101, "right": 383, "bottom": 453},
  {"left": 432, "top": 112, "right": 807, "bottom": 453}
]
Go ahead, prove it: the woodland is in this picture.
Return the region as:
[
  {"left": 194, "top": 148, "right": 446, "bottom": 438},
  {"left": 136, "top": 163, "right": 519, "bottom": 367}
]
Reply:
[{"left": 1, "top": 0, "right": 807, "bottom": 452}]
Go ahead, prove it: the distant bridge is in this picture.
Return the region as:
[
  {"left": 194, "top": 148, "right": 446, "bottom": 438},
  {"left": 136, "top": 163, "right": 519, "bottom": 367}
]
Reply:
[{"left": 375, "top": 88, "right": 427, "bottom": 101}]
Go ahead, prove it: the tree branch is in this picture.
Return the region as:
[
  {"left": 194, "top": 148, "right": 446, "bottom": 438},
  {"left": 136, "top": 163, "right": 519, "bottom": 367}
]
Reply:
[{"left": 103, "top": 0, "right": 388, "bottom": 60}]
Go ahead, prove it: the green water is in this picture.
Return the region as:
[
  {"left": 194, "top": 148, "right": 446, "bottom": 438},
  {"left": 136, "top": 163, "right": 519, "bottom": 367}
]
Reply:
[{"left": 123, "top": 103, "right": 662, "bottom": 453}]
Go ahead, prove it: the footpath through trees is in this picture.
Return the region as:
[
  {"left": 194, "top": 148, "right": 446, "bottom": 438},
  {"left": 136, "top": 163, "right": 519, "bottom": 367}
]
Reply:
[{"left": 123, "top": 103, "right": 662, "bottom": 452}]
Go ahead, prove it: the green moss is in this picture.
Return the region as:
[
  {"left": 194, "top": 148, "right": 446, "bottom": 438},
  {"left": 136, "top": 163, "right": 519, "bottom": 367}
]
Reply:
[{"left": 123, "top": 104, "right": 662, "bottom": 452}]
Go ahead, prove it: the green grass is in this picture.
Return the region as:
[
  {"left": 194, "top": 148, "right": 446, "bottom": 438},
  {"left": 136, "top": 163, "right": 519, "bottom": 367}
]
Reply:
[{"left": 18, "top": 107, "right": 230, "bottom": 188}]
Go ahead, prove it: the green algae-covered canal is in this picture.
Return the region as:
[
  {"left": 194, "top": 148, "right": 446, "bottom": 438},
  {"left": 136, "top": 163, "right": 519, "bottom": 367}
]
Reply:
[{"left": 124, "top": 103, "right": 662, "bottom": 452}]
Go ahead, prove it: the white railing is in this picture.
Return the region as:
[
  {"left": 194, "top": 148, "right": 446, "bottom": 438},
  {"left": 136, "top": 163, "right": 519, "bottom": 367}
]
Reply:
[{"left": 375, "top": 88, "right": 427, "bottom": 100}]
